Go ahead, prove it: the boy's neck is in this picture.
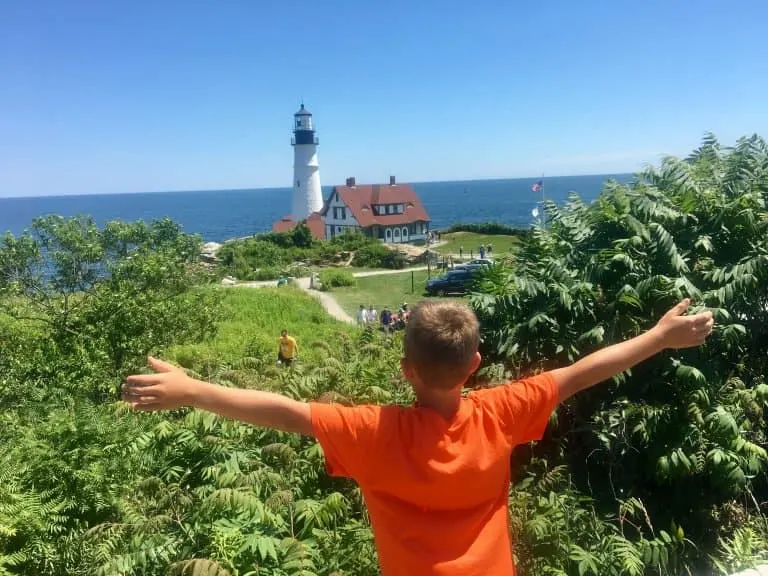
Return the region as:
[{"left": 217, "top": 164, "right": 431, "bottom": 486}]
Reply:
[{"left": 415, "top": 388, "right": 462, "bottom": 420}]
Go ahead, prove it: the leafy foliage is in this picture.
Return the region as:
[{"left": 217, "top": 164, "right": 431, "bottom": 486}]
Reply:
[
  {"left": 473, "top": 133, "right": 768, "bottom": 573},
  {"left": 444, "top": 222, "right": 530, "bottom": 237},
  {"left": 351, "top": 243, "right": 407, "bottom": 269},
  {"left": 318, "top": 270, "right": 356, "bottom": 291},
  {"left": 4, "top": 135, "right": 768, "bottom": 575},
  {"left": 217, "top": 230, "right": 404, "bottom": 281}
]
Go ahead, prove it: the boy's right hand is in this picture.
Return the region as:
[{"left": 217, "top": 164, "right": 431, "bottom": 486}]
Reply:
[
  {"left": 122, "top": 356, "right": 201, "bottom": 411},
  {"left": 653, "top": 299, "right": 714, "bottom": 350}
]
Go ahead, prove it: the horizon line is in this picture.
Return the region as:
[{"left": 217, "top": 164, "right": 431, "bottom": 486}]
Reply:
[{"left": 0, "top": 171, "right": 635, "bottom": 200}]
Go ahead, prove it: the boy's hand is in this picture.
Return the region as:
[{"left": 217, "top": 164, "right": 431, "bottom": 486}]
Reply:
[
  {"left": 653, "top": 299, "right": 714, "bottom": 349},
  {"left": 554, "top": 299, "right": 714, "bottom": 401},
  {"left": 122, "top": 356, "right": 200, "bottom": 411}
]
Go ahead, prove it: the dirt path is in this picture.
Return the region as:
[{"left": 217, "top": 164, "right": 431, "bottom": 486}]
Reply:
[
  {"left": 352, "top": 266, "right": 427, "bottom": 277},
  {"left": 231, "top": 267, "right": 429, "bottom": 324},
  {"left": 293, "top": 277, "right": 354, "bottom": 323}
]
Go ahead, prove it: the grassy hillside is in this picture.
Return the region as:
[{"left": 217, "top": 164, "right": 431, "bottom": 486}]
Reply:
[
  {"left": 330, "top": 269, "right": 464, "bottom": 317},
  {"left": 434, "top": 231, "right": 520, "bottom": 256},
  {"left": 170, "top": 286, "right": 354, "bottom": 369}
]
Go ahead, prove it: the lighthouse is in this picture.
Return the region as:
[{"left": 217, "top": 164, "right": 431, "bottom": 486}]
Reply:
[{"left": 291, "top": 104, "right": 323, "bottom": 221}]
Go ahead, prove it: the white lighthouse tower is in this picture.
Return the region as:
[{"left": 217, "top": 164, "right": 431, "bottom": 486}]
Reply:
[{"left": 291, "top": 104, "right": 323, "bottom": 221}]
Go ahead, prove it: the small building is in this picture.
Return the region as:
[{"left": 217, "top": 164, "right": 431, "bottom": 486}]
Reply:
[
  {"left": 321, "top": 176, "right": 431, "bottom": 243},
  {"left": 272, "top": 212, "right": 325, "bottom": 239}
]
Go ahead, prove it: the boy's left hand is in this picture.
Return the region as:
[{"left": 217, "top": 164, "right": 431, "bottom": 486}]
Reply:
[
  {"left": 654, "top": 300, "right": 714, "bottom": 349},
  {"left": 122, "top": 356, "right": 200, "bottom": 411}
]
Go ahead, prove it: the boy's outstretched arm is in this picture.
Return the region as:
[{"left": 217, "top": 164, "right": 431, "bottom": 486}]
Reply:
[
  {"left": 552, "top": 299, "right": 714, "bottom": 402},
  {"left": 122, "top": 357, "right": 312, "bottom": 435}
]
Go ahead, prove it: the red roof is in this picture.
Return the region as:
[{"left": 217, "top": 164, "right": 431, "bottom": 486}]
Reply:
[
  {"left": 271, "top": 212, "right": 325, "bottom": 240},
  {"left": 322, "top": 183, "right": 430, "bottom": 227}
]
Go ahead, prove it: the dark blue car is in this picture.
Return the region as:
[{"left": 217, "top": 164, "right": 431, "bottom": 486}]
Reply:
[{"left": 425, "top": 268, "right": 480, "bottom": 296}]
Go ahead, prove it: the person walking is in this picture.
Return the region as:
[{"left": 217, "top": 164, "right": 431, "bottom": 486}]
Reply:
[
  {"left": 277, "top": 329, "right": 298, "bottom": 367},
  {"left": 357, "top": 305, "right": 368, "bottom": 327},
  {"left": 380, "top": 308, "right": 392, "bottom": 334}
]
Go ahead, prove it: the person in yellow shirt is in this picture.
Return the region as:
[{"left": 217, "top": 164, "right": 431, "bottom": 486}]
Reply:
[{"left": 277, "top": 329, "right": 298, "bottom": 367}]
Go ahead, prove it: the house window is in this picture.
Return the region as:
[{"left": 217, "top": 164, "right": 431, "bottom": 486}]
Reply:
[
  {"left": 297, "top": 180, "right": 300, "bottom": 188},
  {"left": 397, "top": 204, "right": 404, "bottom": 214},
  {"left": 336, "top": 226, "right": 342, "bottom": 233},
  {"left": 335, "top": 192, "right": 339, "bottom": 202},
  {"left": 341, "top": 207, "right": 346, "bottom": 220},
  {"left": 387, "top": 205, "right": 394, "bottom": 215}
]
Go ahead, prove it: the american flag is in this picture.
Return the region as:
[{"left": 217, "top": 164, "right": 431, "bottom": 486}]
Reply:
[{"left": 531, "top": 180, "right": 543, "bottom": 193}]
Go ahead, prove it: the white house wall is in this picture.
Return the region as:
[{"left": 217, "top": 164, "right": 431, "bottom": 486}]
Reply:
[
  {"left": 323, "top": 191, "right": 360, "bottom": 238},
  {"left": 382, "top": 226, "right": 427, "bottom": 244}
]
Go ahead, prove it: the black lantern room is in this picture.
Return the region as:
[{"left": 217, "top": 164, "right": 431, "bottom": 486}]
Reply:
[{"left": 292, "top": 104, "right": 319, "bottom": 146}]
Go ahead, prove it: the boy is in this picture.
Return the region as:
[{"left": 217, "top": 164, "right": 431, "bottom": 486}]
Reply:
[
  {"left": 277, "top": 329, "right": 297, "bottom": 367},
  {"left": 123, "top": 299, "right": 713, "bottom": 575}
]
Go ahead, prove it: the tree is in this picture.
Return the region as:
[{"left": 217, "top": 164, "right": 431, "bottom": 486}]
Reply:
[{"left": 0, "top": 216, "right": 220, "bottom": 390}]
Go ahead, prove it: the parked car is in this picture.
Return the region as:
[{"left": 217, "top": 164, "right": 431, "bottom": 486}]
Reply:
[
  {"left": 425, "top": 268, "right": 479, "bottom": 296},
  {"left": 454, "top": 258, "right": 494, "bottom": 271}
]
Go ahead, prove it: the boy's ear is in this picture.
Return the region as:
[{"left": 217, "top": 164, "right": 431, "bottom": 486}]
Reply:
[
  {"left": 470, "top": 351, "right": 482, "bottom": 374},
  {"left": 400, "top": 357, "right": 417, "bottom": 382}
]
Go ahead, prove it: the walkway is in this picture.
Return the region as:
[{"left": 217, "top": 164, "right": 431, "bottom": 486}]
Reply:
[
  {"left": 232, "top": 267, "right": 428, "bottom": 324},
  {"left": 294, "top": 277, "right": 353, "bottom": 323}
]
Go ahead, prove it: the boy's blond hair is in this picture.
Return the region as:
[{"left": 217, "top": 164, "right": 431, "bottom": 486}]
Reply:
[{"left": 403, "top": 301, "right": 480, "bottom": 387}]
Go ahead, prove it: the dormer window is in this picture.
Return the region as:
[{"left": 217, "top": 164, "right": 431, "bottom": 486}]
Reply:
[{"left": 396, "top": 204, "right": 404, "bottom": 214}]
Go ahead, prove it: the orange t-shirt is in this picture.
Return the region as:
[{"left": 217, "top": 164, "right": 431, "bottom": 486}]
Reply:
[{"left": 309, "top": 372, "right": 558, "bottom": 576}]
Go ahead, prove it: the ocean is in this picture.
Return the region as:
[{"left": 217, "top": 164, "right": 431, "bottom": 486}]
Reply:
[{"left": 0, "top": 174, "right": 632, "bottom": 242}]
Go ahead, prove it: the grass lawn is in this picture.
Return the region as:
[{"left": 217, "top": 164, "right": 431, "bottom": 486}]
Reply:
[
  {"left": 331, "top": 269, "right": 464, "bottom": 317},
  {"left": 433, "top": 231, "right": 519, "bottom": 256},
  {"left": 170, "top": 286, "right": 354, "bottom": 368}
]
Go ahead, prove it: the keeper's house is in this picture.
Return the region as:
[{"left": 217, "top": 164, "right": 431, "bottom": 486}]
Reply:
[{"left": 320, "top": 176, "right": 431, "bottom": 243}]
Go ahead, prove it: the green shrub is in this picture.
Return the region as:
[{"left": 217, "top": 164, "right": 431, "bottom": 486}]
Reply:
[
  {"left": 319, "top": 269, "right": 356, "bottom": 290},
  {"left": 352, "top": 243, "right": 407, "bottom": 269},
  {"left": 473, "top": 133, "right": 768, "bottom": 573},
  {"left": 444, "top": 222, "right": 528, "bottom": 236},
  {"left": 218, "top": 229, "right": 388, "bottom": 278},
  {"left": 328, "top": 230, "right": 374, "bottom": 252},
  {"left": 250, "top": 267, "right": 282, "bottom": 281}
]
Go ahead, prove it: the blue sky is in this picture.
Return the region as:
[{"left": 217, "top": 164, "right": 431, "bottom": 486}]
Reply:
[{"left": 1, "top": 0, "right": 767, "bottom": 197}]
